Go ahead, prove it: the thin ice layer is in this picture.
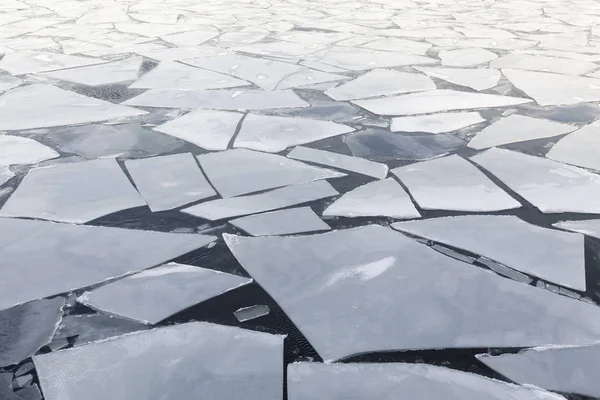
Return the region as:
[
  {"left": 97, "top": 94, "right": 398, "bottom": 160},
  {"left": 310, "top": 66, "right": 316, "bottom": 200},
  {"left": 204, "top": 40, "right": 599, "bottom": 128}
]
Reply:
[
  {"left": 0, "top": 218, "right": 215, "bottom": 311},
  {"left": 0, "top": 167, "right": 13, "bottom": 187},
  {"left": 554, "top": 219, "right": 600, "bottom": 240},
  {"left": 393, "top": 215, "right": 585, "bottom": 290},
  {"left": 0, "top": 298, "right": 64, "bottom": 367},
  {"left": 391, "top": 112, "right": 485, "bottom": 134},
  {"left": 438, "top": 48, "right": 499, "bottom": 66},
  {"left": 316, "top": 46, "right": 436, "bottom": 71},
  {"left": 234, "top": 305, "right": 270, "bottom": 322},
  {"left": 414, "top": 66, "right": 501, "bottom": 91},
  {"left": 54, "top": 314, "right": 148, "bottom": 347},
  {"left": 0, "top": 51, "right": 104, "bottom": 75},
  {"left": 197, "top": 149, "right": 345, "bottom": 198},
  {"left": 0, "top": 158, "right": 147, "bottom": 223},
  {"left": 34, "top": 322, "right": 284, "bottom": 400},
  {"left": 182, "top": 180, "right": 339, "bottom": 221},
  {"left": 0, "top": 135, "right": 59, "bottom": 166},
  {"left": 477, "top": 345, "right": 600, "bottom": 398},
  {"left": 225, "top": 226, "right": 600, "bottom": 361},
  {"left": 288, "top": 362, "right": 566, "bottom": 400},
  {"left": 546, "top": 121, "right": 600, "bottom": 171},
  {"left": 41, "top": 57, "right": 143, "bottom": 86},
  {"left": 491, "top": 54, "right": 598, "bottom": 75},
  {"left": 323, "top": 178, "right": 421, "bottom": 219},
  {"left": 125, "top": 153, "right": 216, "bottom": 212},
  {"left": 230, "top": 207, "right": 330, "bottom": 236},
  {"left": 78, "top": 263, "right": 251, "bottom": 324},
  {"left": 391, "top": 155, "right": 521, "bottom": 212},
  {"left": 471, "top": 148, "right": 600, "bottom": 214}
]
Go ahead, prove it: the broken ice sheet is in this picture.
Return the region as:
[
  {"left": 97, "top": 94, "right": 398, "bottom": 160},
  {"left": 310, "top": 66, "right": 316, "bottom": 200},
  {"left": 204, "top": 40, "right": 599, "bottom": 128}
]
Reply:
[
  {"left": 471, "top": 148, "right": 600, "bottom": 214},
  {"left": 323, "top": 178, "right": 421, "bottom": 219},
  {"left": 0, "top": 373, "right": 23, "bottom": 400},
  {"left": 78, "top": 263, "right": 251, "bottom": 324},
  {"left": 0, "top": 158, "right": 146, "bottom": 223},
  {"left": 0, "top": 135, "right": 58, "bottom": 166},
  {"left": 34, "top": 322, "right": 284, "bottom": 400},
  {"left": 394, "top": 215, "right": 585, "bottom": 290},
  {"left": 125, "top": 153, "right": 217, "bottom": 212},
  {"left": 468, "top": 114, "right": 577, "bottom": 150},
  {"left": 198, "top": 149, "right": 344, "bottom": 198},
  {"left": 234, "top": 114, "right": 354, "bottom": 153},
  {"left": 224, "top": 225, "right": 600, "bottom": 362},
  {"left": 477, "top": 345, "right": 600, "bottom": 398},
  {"left": 414, "top": 66, "right": 501, "bottom": 91},
  {"left": 136, "top": 47, "right": 231, "bottom": 62},
  {"left": 391, "top": 112, "right": 485, "bottom": 134},
  {"left": 232, "top": 41, "right": 328, "bottom": 59},
  {"left": 438, "top": 48, "right": 498, "bottom": 67},
  {"left": 230, "top": 207, "right": 330, "bottom": 236},
  {"left": 0, "top": 84, "right": 146, "bottom": 131},
  {"left": 554, "top": 220, "right": 600, "bottom": 240},
  {"left": 491, "top": 54, "right": 598, "bottom": 75},
  {"left": 276, "top": 67, "right": 349, "bottom": 90},
  {"left": 182, "top": 180, "right": 339, "bottom": 221},
  {"left": 316, "top": 46, "right": 436, "bottom": 71},
  {"left": 429, "top": 38, "right": 538, "bottom": 51},
  {"left": 287, "top": 362, "right": 566, "bottom": 400},
  {"left": 40, "top": 57, "right": 143, "bottom": 86},
  {"left": 0, "top": 298, "right": 64, "bottom": 367},
  {"left": 234, "top": 305, "right": 270, "bottom": 322},
  {"left": 392, "top": 155, "right": 521, "bottom": 212},
  {"left": 129, "top": 61, "right": 250, "bottom": 90},
  {"left": 123, "top": 89, "right": 309, "bottom": 110},
  {"left": 360, "top": 37, "right": 431, "bottom": 54},
  {"left": 546, "top": 121, "right": 600, "bottom": 171},
  {"left": 54, "top": 314, "right": 148, "bottom": 346},
  {"left": 287, "top": 146, "right": 388, "bottom": 179},
  {"left": 0, "top": 75, "right": 21, "bottom": 93},
  {"left": 0, "top": 167, "right": 14, "bottom": 187},
  {"left": 353, "top": 90, "right": 532, "bottom": 116},
  {"left": 0, "top": 52, "right": 104, "bottom": 75},
  {"left": 324, "top": 69, "right": 435, "bottom": 101},
  {"left": 153, "top": 110, "right": 243, "bottom": 151},
  {"left": 160, "top": 28, "right": 219, "bottom": 47}
]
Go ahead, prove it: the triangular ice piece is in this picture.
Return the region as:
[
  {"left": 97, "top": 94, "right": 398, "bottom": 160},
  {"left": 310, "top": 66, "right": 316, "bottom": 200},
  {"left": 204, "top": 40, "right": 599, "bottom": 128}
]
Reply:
[
  {"left": 277, "top": 67, "right": 348, "bottom": 90},
  {"left": 0, "top": 135, "right": 58, "bottom": 166},
  {"left": 414, "top": 66, "right": 501, "bottom": 91},
  {"left": 391, "top": 112, "right": 485, "bottom": 133},
  {"left": 316, "top": 46, "right": 436, "bottom": 71},
  {"left": 554, "top": 219, "right": 600, "bottom": 239},
  {"left": 41, "top": 57, "right": 143, "bottom": 86},
  {"left": 0, "top": 51, "right": 104, "bottom": 75},
  {"left": 491, "top": 54, "right": 598, "bottom": 75},
  {"left": 546, "top": 121, "right": 600, "bottom": 171},
  {"left": 438, "top": 48, "right": 498, "bottom": 66},
  {"left": 230, "top": 207, "right": 330, "bottom": 236}
]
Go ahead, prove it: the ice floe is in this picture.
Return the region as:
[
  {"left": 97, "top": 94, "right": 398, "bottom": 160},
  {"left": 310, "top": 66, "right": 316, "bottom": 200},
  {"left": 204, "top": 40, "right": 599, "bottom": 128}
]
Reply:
[
  {"left": 230, "top": 206, "right": 330, "bottom": 236},
  {"left": 546, "top": 121, "right": 600, "bottom": 171},
  {"left": 391, "top": 112, "right": 485, "bottom": 133},
  {"left": 0, "top": 135, "right": 59, "bottom": 166},
  {"left": 0, "top": 51, "right": 104, "bottom": 75},
  {"left": 54, "top": 314, "right": 148, "bottom": 347},
  {"left": 553, "top": 219, "right": 600, "bottom": 240},
  {"left": 491, "top": 54, "right": 598, "bottom": 75},
  {"left": 0, "top": 75, "right": 21, "bottom": 92},
  {"left": 40, "top": 56, "right": 143, "bottom": 86},
  {"left": 0, "top": 167, "right": 14, "bottom": 187},
  {"left": 414, "top": 66, "right": 501, "bottom": 91},
  {"left": 316, "top": 46, "right": 436, "bottom": 71},
  {"left": 234, "top": 305, "right": 270, "bottom": 322},
  {"left": 438, "top": 48, "right": 498, "bottom": 66}
]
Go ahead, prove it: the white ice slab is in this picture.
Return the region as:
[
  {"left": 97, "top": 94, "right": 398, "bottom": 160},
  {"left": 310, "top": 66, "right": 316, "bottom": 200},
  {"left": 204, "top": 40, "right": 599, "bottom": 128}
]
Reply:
[
  {"left": 392, "top": 155, "right": 521, "bottom": 212},
  {"left": 502, "top": 69, "right": 600, "bottom": 106},
  {"left": 361, "top": 37, "right": 431, "bottom": 54},
  {"left": 78, "top": 263, "right": 251, "bottom": 324},
  {"left": 477, "top": 345, "right": 600, "bottom": 398},
  {"left": 234, "top": 305, "right": 270, "bottom": 322},
  {"left": 353, "top": 90, "right": 532, "bottom": 116},
  {"left": 316, "top": 46, "right": 436, "bottom": 71},
  {"left": 0, "top": 135, "right": 58, "bottom": 166},
  {"left": 429, "top": 38, "right": 538, "bottom": 51},
  {"left": 288, "top": 362, "right": 566, "bottom": 400},
  {"left": 161, "top": 29, "right": 219, "bottom": 47},
  {"left": 287, "top": 146, "right": 388, "bottom": 179},
  {"left": 182, "top": 180, "right": 339, "bottom": 221},
  {"left": 123, "top": 89, "right": 308, "bottom": 110},
  {"left": 324, "top": 69, "right": 435, "bottom": 101},
  {"left": 394, "top": 215, "right": 585, "bottom": 290},
  {"left": 546, "top": 121, "right": 600, "bottom": 171},
  {"left": 136, "top": 46, "right": 223, "bottom": 61},
  {"left": 225, "top": 225, "right": 600, "bottom": 361},
  {"left": 491, "top": 54, "right": 598, "bottom": 75},
  {"left": 276, "top": 67, "right": 348, "bottom": 90},
  {"left": 471, "top": 148, "right": 600, "bottom": 214},
  {"left": 0, "top": 158, "right": 147, "bottom": 223},
  {"left": 234, "top": 115, "right": 354, "bottom": 153},
  {"left": 323, "top": 178, "right": 421, "bottom": 219},
  {"left": 129, "top": 61, "right": 250, "bottom": 90},
  {"left": 125, "top": 153, "right": 216, "bottom": 212},
  {"left": 414, "top": 66, "right": 501, "bottom": 91},
  {"left": 0, "top": 52, "right": 104, "bottom": 75},
  {"left": 0, "top": 84, "right": 146, "bottom": 131},
  {"left": 554, "top": 220, "right": 600, "bottom": 240},
  {"left": 0, "top": 167, "right": 13, "bottom": 187},
  {"left": 154, "top": 110, "right": 243, "bottom": 151},
  {"left": 197, "top": 149, "right": 345, "bottom": 198},
  {"left": 0, "top": 218, "right": 215, "bottom": 311},
  {"left": 41, "top": 57, "right": 143, "bottom": 86},
  {"left": 34, "top": 322, "right": 284, "bottom": 400},
  {"left": 439, "top": 48, "right": 498, "bottom": 66},
  {"left": 0, "top": 75, "right": 21, "bottom": 92},
  {"left": 230, "top": 207, "right": 330, "bottom": 236},
  {"left": 468, "top": 114, "right": 577, "bottom": 150},
  {"left": 391, "top": 112, "right": 485, "bottom": 133}
]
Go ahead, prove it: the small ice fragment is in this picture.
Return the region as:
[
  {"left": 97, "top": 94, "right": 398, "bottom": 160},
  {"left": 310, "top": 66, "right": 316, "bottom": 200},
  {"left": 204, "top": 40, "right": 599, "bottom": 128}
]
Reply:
[
  {"left": 230, "top": 207, "right": 330, "bottom": 236},
  {"left": 44, "top": 338, "right": 69, "bottom": 352},
  {"left": 0, "top": 135, "right": 58, "bottom": 167},
  {"left": 14, "top": 361, "right": 34, "bottom": 377},
  {"left": 13, "top": 374, "right": 33, "bottom": 389},
  {"left": 477, "top": 257, "right": 534, "bottom": 284},
  {"left": 234, "top": 305, "right": 271, "bottom": 322},
  {"left": 431, "top": 244, "right": 476, "bottom": 264},
  {"left": 558, "top": 287, "right": 581, "bottom": 299},
  {"left": 54, "top": 314, "right": 149, "bottom": 347}
]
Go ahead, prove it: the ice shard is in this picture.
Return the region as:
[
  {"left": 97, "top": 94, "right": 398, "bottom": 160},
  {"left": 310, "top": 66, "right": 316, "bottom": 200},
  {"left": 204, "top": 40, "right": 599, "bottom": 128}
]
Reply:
[
  {"left": 54, "top": 314, "right": 148, "bottom": 347},
  {"left": 391, "top": 112, "right": 485, "bottom": 134},
  {"left": 41, "top": 57, "right": 143, "bottom": 86},
  {"left": 438, "top": 48, "right": 498, "bottom": 66},
  {"left": 546, "top": 121, "right": 600, "bottom": 171},
  {"left": 0, "top": 51, "right": 104, "bottom": 75},
  {"left": 553, "top": 219, "right": 600, "bottom": 240},
  {"left": 414, "top": 66, "right": 501, "bottom": 91},
  {"left": 491, "top": 54, "right": 598, "bottom": 75},
  {"left": 234, "top": 305, "right": 271, "bottom": 322},
  {"left": 230, "top": 207, "right": 330, "bottom": 236},
  {"left": 0, "top": 135, "right": 59, "bottom": 166}
]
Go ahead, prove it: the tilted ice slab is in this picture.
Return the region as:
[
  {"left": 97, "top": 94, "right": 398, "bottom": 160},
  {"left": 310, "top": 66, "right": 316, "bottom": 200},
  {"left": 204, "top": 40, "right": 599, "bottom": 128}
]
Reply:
[
  {"left": 34, "top": 322, "right": 284, "bottom": 400},
  {"left": 392, "top": 155, "right": 521, "bottom": 212},
  {"left": 324, "top": 69, "right": 435, "bottom": 101},
  {"left": 316, "top": 46, "right": 436, "bottom": 71},
  {"left": 234, "top": 114, "right": 355, "bottom": 153},
  {"left": 414, "top": 66, "right": 501, "bottom": 91},
  {"left": 125, "top": 153, "right": 217, "bottom": 212},
  {"left": 393, "top": 215, "right": 585, "bottom": 290},
  {"left": 0, "top": 298, "right": 64, "bottom": 367},
  {"left": 288, "top": 362, "right": 566, "bottom": 400},
  {"left": 0, "top": 158, "right": 146, "bottom": 223},
  {"left": 123, "top": 89, "right": 308, "bottom": 110},
  {"left": 546, "top": 121, "right": 600, "bottom": 171},
  {"left": 471, "top": 148, "right": 600, "bottom": 214},
  {"left": 230, "top": 207, "right": 331, "bottom": 236},
  {"left": 0, "top": 84, "right": 146, "bottom": 130},
  {"left": 0, "top": 135, "right": 58, "bottom": 166},
  {"left": 353, "top": 90, "right": 532, "bottom": 116},
  {"left": 234, "top": 305, "right": 271, "bottom": 322},
  {"left": 182, "top": 181, "right": 339, "bottom": 221},
  {"left": 0, "top": 51, "right": 104, "bottom": 75},
  {"left": 477, "top": 345, "right": 600, "bottom": 398},
  {"left": 491, "top": 54, "right": 598, "bottom": 75},
  {"left": 0, "top": 218, "right": 215, "bottom": 312},
  {"left": 54, "top": 314, "right": 148, "bottom": 347},
  {"left": 323, "top": 178, "right": 421, "bottom": 219},
  {"left": 0, "top": 167, "right": 13, "bottom": 187},
  {"left": 554, "top": 219, "right": 600, "bottom": 240},
  {"left": 391, "top": 112, "right": 485, "bottom": 133},
  {"left": 502, "top": 69, "right": 600, "bottom": 106},
  {"left": 438, "top": 48, "right": 498, "bottom": 66},
  {"left": 287, "top": 146, "right": 388, "bottom": 179},
  {"left": 78, "top": 262, "right": 251, "bottom": 324},
  {"left": 224, "top": 225, "right": 600, "bottom": 361},
  {"left": 468, "top": 114, "right": 576, "bottom": 150},
  {"left": 41, "top": 57, "right": 143, "bottom": 86},
  {"left": 197, "top": 149, "right": 345, "bottom": 198}
]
